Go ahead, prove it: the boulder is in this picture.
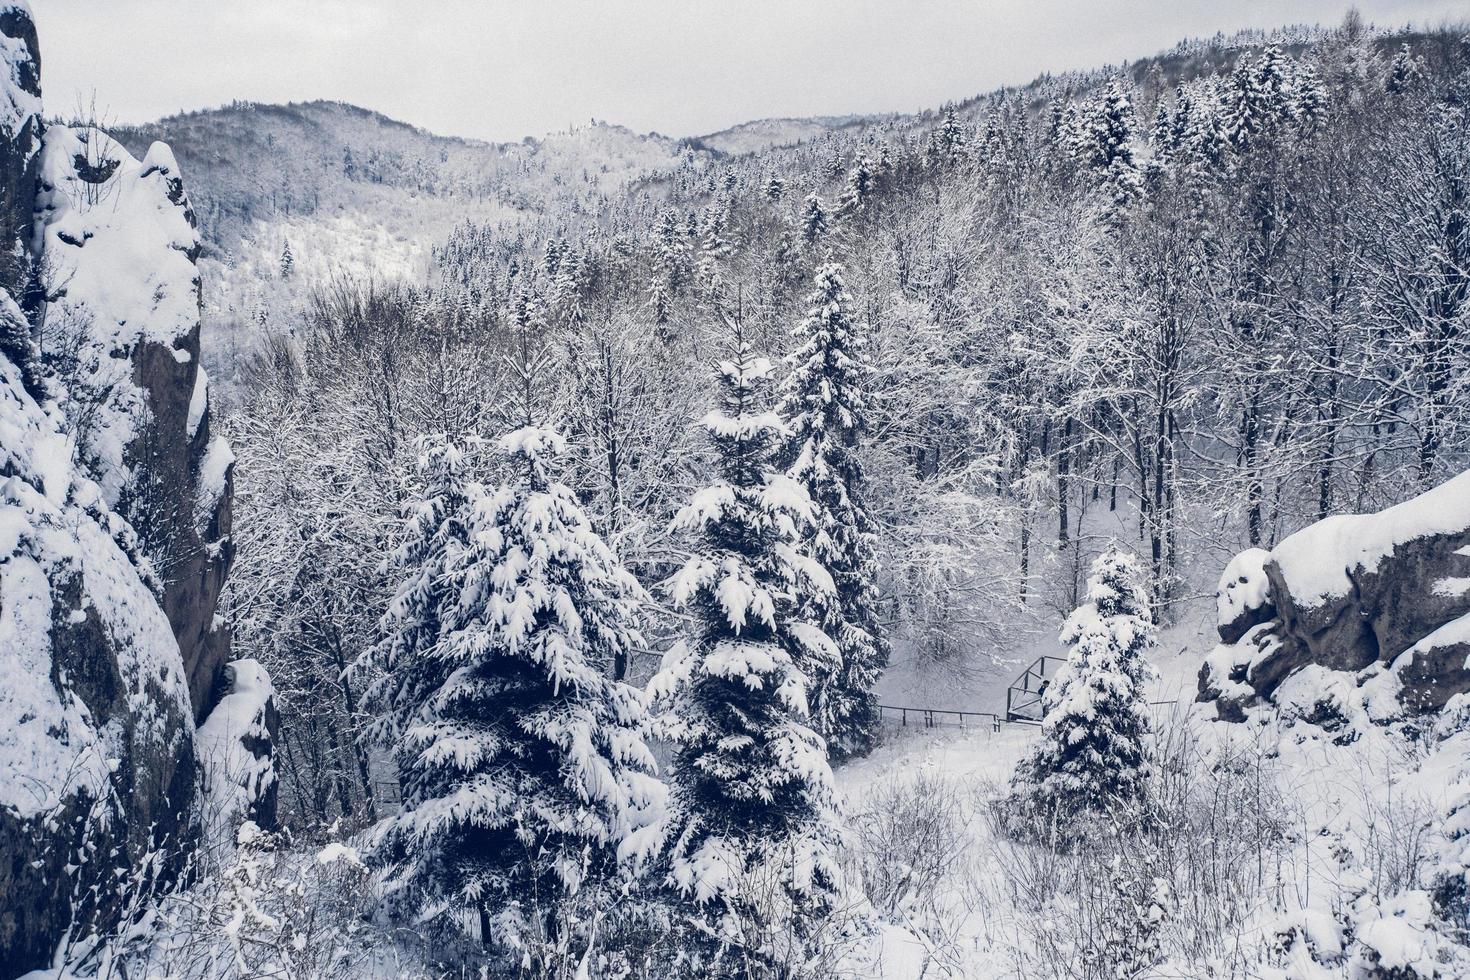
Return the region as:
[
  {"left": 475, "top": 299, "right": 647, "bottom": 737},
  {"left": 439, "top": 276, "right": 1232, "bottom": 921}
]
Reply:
[{"left": 1203, "top": 469, "right": 1470, "bottom": 718}]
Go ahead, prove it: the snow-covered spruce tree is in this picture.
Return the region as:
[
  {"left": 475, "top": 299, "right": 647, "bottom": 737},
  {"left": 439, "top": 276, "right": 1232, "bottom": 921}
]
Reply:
[
  {"left": 799, "top": 192, "right": 829, "bottom": 247},
  {"left": 837, "top": 155, "right": 875, "bottom": 217},
  {"left": 1008, "top": 546, "right": 1159, "bottom": 839},
  {"left": 359, "top": 434, "right": 478, "bottom": 752},
  {"left": 779, "top": 263, "right": 889, "bottom": 761},
  {"left": 360, "top": 405, "right": 664, "bottom": 970},
  {"left": 1073, "top": 79, "right": 1142, "bottom": 221},
  {"left": 650, "top": 326, "right": 845, "bottom": 973}
]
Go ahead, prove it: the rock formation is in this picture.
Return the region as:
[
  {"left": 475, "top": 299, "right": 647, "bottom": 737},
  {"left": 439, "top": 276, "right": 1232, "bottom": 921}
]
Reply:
[
  {"left": 1202, "top": 469, "right": 1470, "bottom": 720},
  {"left": 0, "top": 2, "right": 256, "bottom": 970},
  {"left": 35, "top": 121, "right": 235, "bottom": 722},
  {"left": 197, "top": 658, "right": 280, "bottom": 844}
]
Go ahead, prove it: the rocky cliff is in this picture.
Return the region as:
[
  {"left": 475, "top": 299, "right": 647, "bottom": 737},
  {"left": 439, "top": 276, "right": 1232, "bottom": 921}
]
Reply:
[
  {"left": 0, "top": 2, "right": 253, "bottom": 971},
  {"left": 1202, "top": 468, "right": 1470, "bottom": 720},
  {"left": 35, "top": 121, "right": 235, "bottom": 722}
]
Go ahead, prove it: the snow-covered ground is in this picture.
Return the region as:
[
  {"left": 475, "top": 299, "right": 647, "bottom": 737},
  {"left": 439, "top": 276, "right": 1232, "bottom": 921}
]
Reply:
[{"left": 834, "top": 617, "right": 1468, "bottom": 979}]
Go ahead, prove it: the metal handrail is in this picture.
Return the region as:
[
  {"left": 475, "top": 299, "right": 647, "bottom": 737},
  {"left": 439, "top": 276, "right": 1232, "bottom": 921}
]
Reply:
[
  {"left": 1005, "top": 654, "right": 1065, "bottom": 722},
  {"left": 876, "top": 703, "right": 1002, "bottom": 733}
]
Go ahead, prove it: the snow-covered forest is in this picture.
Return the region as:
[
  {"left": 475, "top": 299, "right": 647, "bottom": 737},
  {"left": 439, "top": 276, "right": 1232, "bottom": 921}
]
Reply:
[{"left": 5, "top": 3, "right": 1470, "bottom": 978}]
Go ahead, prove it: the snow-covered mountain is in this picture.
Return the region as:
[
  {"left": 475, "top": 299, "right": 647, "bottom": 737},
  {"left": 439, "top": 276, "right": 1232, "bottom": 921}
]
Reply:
[{"left": 108, "top": 101, "right": 713, "bottom": 387}]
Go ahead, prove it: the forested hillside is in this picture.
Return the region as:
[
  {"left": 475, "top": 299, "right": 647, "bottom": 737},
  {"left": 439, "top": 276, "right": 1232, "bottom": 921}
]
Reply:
[
  {"left": 9, "top": 7, "right": 1470, "bottom": 979},
  {"left": 219, "top": 15, "right": 1470, "bottom": 816}
]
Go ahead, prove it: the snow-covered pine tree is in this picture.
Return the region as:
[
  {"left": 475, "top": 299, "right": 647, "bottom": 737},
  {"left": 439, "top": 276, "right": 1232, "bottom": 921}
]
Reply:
[
  {"left": 1008, "top": 546, "right": 1159, "bottom": 839},
  {"left": 361, "top": 357, "right": 663, "bottom": 969},
  {"left": 838, "top": 155, "right": 875, "bottom": 217},
  {"left": 779, "top": 263, "right": 888, "bottom": 760},
  {"left": 358, "top": 434, "right": 477, "bottom": 752},
  {"left": 799, "top": 193, "right": 829, "bottom": 247},
  {"left": 649, "top": 273, "right": 674, "bottom": 344},
  {"left": 656, "top": 209, "right": 691, "bottom": 295},
  {"left": 649, "top": 322, "right": 843, "bottom": 971},
  {"left": 764, "top": 173, "right": 785, "bottom": 203},
  {"left": 928, "top": 104, "right": 968, "bottom": 169},
  {"left": 1075, "top": 79, "right": 1143, "bottom": 220},
  {"left": 696, "top": 205, "right": 732, "bottom": 293}
]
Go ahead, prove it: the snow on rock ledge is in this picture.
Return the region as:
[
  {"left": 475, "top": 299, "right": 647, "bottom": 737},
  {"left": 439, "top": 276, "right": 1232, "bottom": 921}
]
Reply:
[
  {"left": 1204, "top": 469, "right": 1470, "bottom": 719},
  {"left": 197, "top": 659, "right": 279, "bottom": 845}
]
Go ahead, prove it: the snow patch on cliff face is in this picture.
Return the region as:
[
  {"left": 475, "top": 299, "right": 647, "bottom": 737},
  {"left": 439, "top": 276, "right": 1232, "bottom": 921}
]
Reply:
[
  {"left": 194, "top": 434, "right": 233, "bottom": 534},
  {"left": 1270, "top": 469, "right": 1470, "bottom": 607},
  {"left": 186, "top": 363, "right": 208, "bottom": 437}
]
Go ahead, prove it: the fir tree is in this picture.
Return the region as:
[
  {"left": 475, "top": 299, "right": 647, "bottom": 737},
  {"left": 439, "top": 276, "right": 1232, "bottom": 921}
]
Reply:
[
  {"left": 779, "top": 263, "right": 888, "bottom": 760},
  {"left": 359, "top": 434, "right": 477, "bottom": 751},
  {"left": 1387, "top": 44, "right": 1426, "bottom": 95},
  {"left": 649, "top": 273, "right": 674, "bottom": 344},
  {"left": 838, "top": 155, "right": 875, "bottom": 217},
  {"left": 929, "top": 104, "right": 968, "bottom": 168},
  {"left": 1008, "top": 547, "right": 1159, "bottom": 839},
  {"left": 279, "top": 240, "right": 294, "bottom": 280},
  {"left": 764, "top": 173, "right": 785, "bottom": 204},
  {"left": 361, "top": 373, "right": 663, "bottom": 967},
  {"left": 656, "top": 209, "right": 691, "bottom": 294},
  {"left": 696, "top": 206, "right": 732, "bottom": 292},
  {"left": 799, "top": 193, "right": 829, "bottom": 247},
  {"left": 649, "top": 323, "right": 842, "bottom": 971},
  {"left": 1076, "top": 79, "right": 1143, "bottom": 219}
]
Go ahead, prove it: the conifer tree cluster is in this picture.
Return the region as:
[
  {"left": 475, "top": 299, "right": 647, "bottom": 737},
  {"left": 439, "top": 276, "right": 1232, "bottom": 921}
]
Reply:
[{"left": 356, "top": 263, "right": 891, "bottom": 972}]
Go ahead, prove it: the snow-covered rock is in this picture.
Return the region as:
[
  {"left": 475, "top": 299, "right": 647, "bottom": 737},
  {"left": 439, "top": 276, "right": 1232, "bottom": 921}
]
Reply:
[
  {"left": 1202, "top": 469, "right": 1470, "bottom": 718},
  {"left": 0, "top": 1, "right": 39, "bottom": 373},
  {"left": 0, "top": 299, "right": 199, "bottom": 970},
  {"left": 197, "top": 659, "right": 279, "bottom": 845},
  {"left": 1, "top": 6, "right": 241, "bottom": 970},
  {"left": 1215, "top": 546, "right": 1273, "bottom": 643},
  {"left": 35, "top": 113, "right": 234, "bottom": 721}
]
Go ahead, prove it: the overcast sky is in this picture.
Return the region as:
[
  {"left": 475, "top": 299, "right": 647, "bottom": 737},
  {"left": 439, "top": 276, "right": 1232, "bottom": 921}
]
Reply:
[{"left": 33, "top": 1, "right": 1469, "bottom": 143}]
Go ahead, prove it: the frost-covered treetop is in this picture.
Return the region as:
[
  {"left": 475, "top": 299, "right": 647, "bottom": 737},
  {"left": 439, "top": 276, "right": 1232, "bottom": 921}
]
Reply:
[
  {"left": 497, "top": 423, "right": 565, "bottom": 490},
  {"left": 1077, "top": 545, "right": 1154, "bottom": 622},
  {"left": 452, "top": 424, "right": 650, "bottom": 682},
  {"left": 782, "top": 262, "right": 870, "bottom": 447},
  {"left": 699, "top": 336, "right": 792, "bottom": 476}
]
